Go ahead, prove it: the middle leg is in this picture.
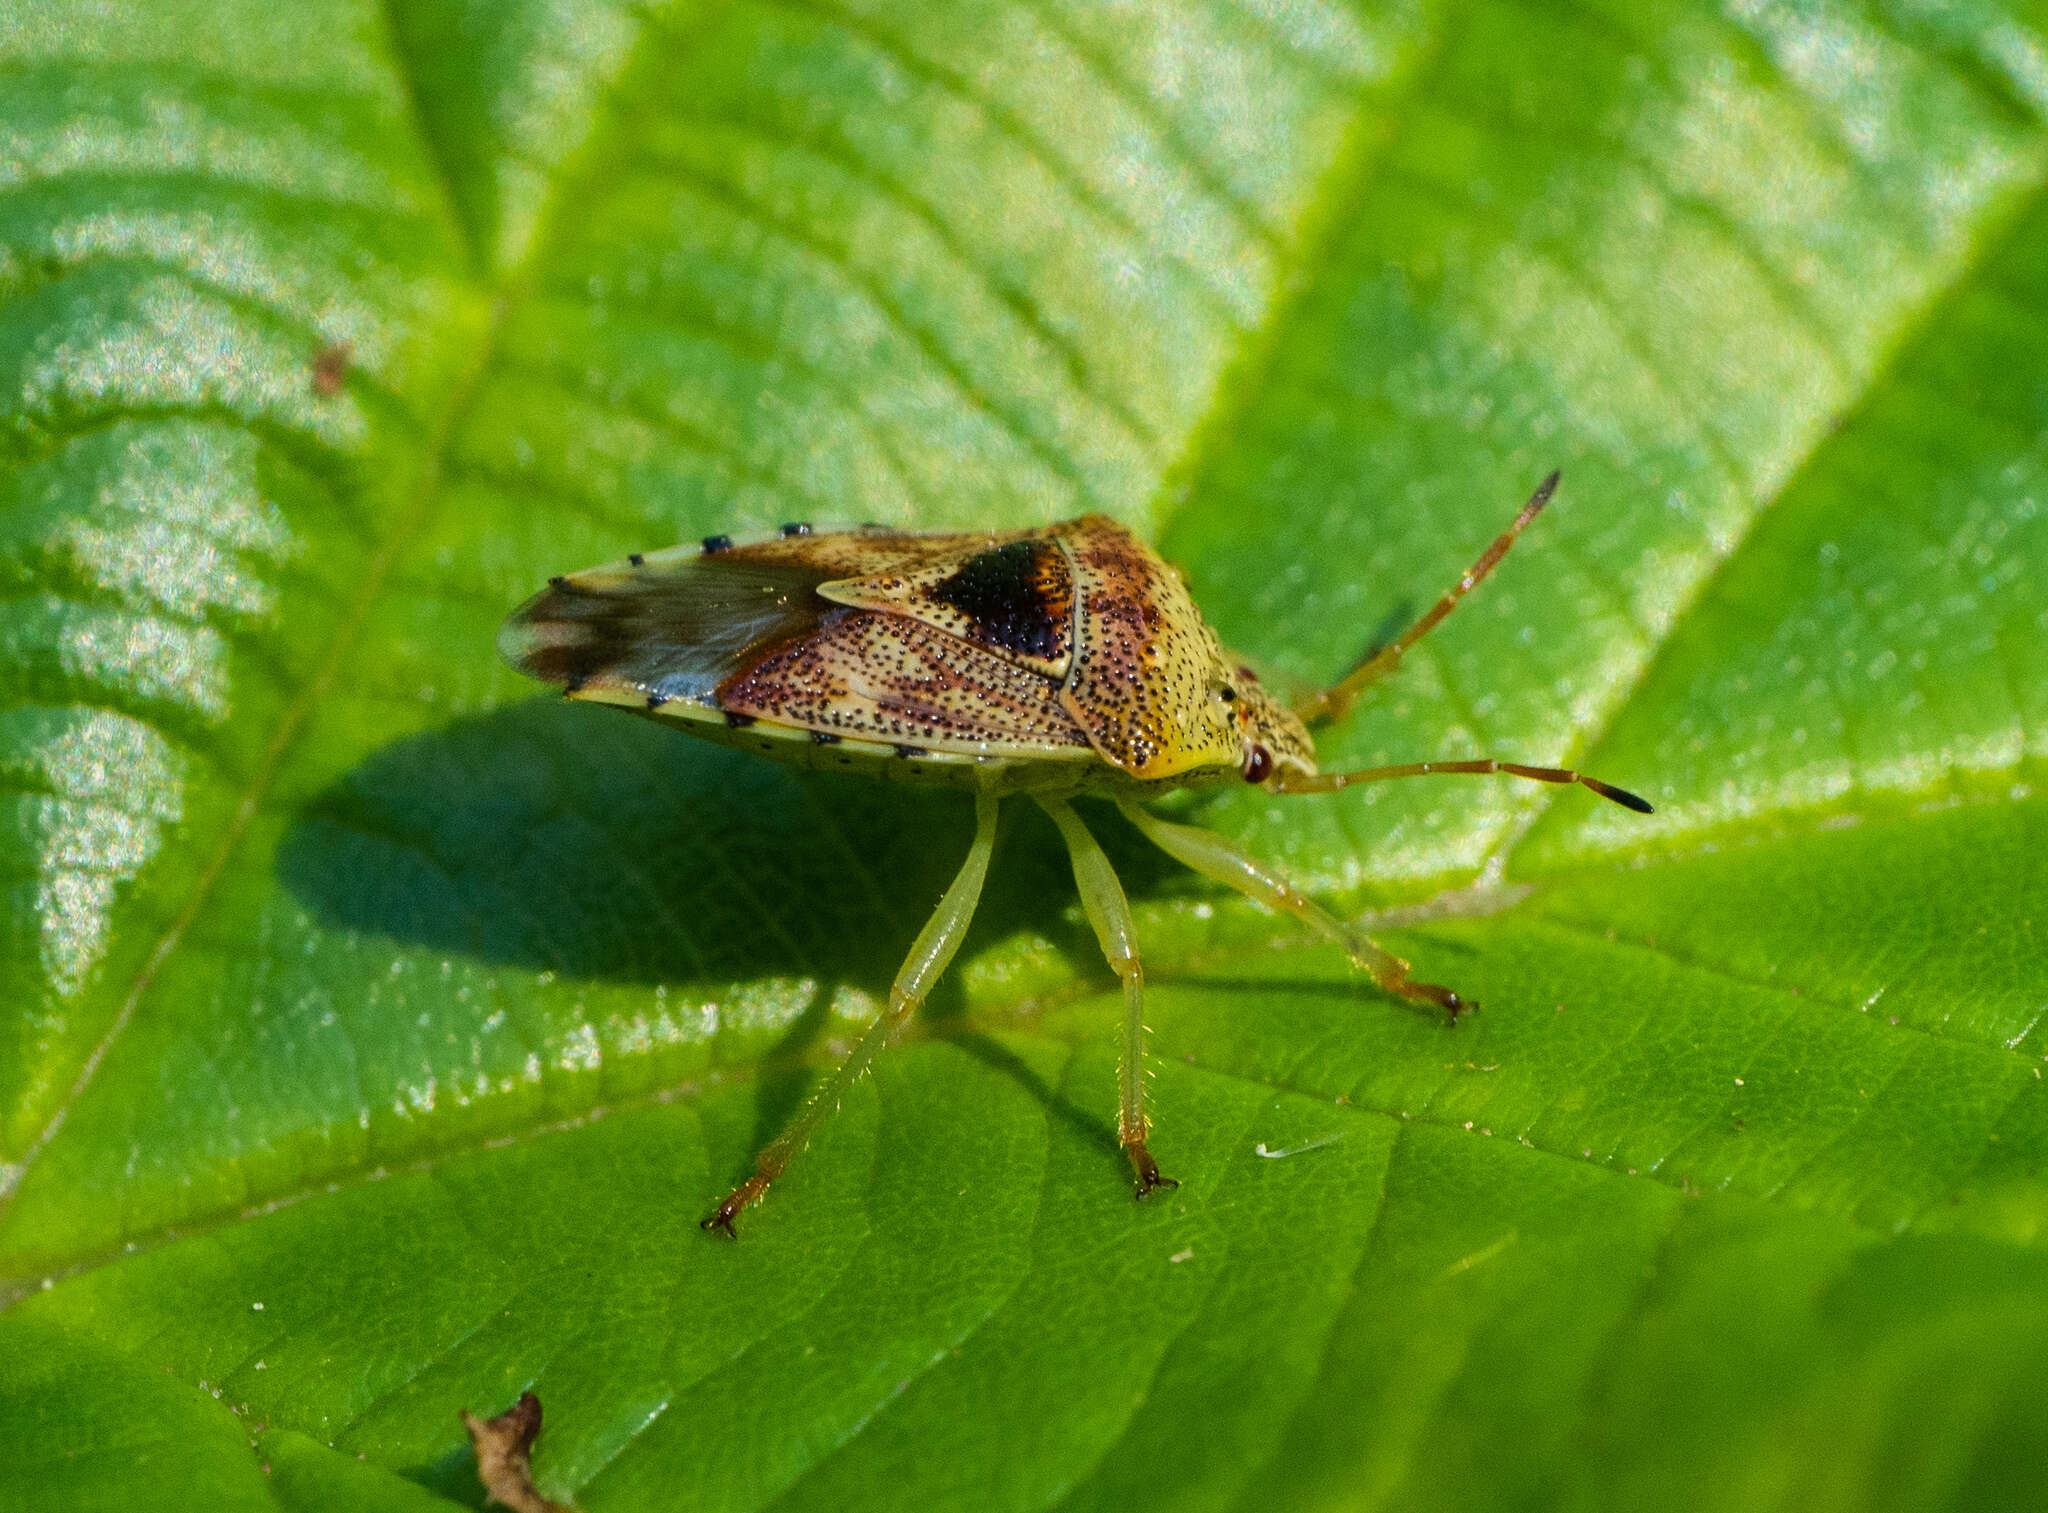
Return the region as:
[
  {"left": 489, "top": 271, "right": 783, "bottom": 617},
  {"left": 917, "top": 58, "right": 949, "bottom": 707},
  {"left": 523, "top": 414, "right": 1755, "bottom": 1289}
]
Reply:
[
  {"left": 1036, "top": 795, "right": 1177, "bottom": 1198},
  {"left": 1118, "top": 801, "right": 1466, "bottom": 1021}
]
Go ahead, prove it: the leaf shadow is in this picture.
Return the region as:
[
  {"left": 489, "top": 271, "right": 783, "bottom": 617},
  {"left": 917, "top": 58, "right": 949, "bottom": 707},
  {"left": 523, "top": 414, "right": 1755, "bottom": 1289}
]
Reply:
[
  {"left": 948, "top": 1032, "right": 1125, "bottom": 1166},
  {"left": 275, "top": 697, "right": 1184, "bottom": 1103}
]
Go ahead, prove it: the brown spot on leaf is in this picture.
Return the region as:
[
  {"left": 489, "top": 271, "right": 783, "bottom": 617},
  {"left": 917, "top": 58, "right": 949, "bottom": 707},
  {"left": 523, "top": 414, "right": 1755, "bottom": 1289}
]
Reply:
[{"left": 311, "top": 342, "right": 352, "bottom": 397}]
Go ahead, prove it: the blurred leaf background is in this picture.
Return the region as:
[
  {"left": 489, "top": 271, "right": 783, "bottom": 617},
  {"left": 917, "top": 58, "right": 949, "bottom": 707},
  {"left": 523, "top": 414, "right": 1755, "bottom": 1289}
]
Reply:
[{"left": 3, "top": 0, "right": 2047, "bottom": 1508}]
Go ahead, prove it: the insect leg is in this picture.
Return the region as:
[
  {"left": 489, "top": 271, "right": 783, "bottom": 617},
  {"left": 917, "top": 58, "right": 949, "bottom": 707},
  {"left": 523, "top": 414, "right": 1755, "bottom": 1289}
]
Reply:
[
  {"left": 1036, "top": 796, "right": 1178, "bottom": 1199},
  {"left": 1295, "top": 471, "right": 1558, "bottom": 725},
  {"left": 702, "top": 790, "right": 1001, "bottom": 1236},
  {"left": 1118, "top": 801, "right": 1466, "bottom": 1022}
]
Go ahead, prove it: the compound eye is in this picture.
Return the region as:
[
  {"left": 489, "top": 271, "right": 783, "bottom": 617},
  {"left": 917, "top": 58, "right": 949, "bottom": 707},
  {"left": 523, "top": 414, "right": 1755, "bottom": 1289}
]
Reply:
[{"left": 1242, "top": 744, "right": 1273, "bottom": 784}]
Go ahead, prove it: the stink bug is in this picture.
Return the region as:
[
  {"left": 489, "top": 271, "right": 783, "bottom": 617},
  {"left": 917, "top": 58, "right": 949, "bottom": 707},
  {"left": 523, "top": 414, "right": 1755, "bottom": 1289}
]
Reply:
[{"left": 499, "top": 474, "right": 1650, "bottom": 1234}]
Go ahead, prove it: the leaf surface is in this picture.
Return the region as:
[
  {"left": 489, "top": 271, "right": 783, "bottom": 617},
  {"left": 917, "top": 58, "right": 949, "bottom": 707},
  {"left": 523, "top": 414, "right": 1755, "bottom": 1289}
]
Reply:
[{"left": 3, "top": 1, "right": 2047, "bottom": 1509}]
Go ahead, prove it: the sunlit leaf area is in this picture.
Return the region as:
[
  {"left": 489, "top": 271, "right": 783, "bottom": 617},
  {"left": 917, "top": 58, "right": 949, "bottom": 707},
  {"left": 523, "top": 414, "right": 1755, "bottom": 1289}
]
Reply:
[{"left": 3, "top": 1, "right": 2046, "bottom": 1508}]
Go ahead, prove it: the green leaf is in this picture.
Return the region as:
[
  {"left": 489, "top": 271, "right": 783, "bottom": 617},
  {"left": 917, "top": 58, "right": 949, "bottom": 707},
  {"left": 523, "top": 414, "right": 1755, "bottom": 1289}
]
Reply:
[{"left": 3, "top": 1, "right": 2047, "bottom": 1509}]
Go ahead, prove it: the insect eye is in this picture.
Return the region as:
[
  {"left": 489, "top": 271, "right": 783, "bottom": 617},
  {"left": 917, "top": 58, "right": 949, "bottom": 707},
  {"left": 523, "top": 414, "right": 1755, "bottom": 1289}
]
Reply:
[{"left": 1242, "top": 744, "right": 1273, "bottom": 784}]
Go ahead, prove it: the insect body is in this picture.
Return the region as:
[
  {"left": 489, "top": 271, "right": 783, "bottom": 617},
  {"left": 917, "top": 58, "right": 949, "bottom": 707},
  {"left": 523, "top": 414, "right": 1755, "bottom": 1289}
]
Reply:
[{"left": 499, "top": 476, "right": 1650, "bottom": 1234}]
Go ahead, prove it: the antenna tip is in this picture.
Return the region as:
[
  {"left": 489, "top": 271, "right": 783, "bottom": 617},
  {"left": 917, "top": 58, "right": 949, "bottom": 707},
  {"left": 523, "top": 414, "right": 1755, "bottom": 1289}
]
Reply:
[
  {"left": 1519, "top": 471, "right": 1561, "bottom": 523},
  {"left": 1586, "top": 778, "right": 1653, "bottom": 814}
]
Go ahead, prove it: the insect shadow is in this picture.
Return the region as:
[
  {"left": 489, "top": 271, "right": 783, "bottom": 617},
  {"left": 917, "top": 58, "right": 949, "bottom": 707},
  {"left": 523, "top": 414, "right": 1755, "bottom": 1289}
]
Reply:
[{"left": 276, "top": 697, "right": 1184, "bottom": 1135}]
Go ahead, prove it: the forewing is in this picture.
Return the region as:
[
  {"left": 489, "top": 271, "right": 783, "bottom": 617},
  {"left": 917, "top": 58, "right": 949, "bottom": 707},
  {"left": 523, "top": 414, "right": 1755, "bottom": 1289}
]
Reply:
[
  {"left": 497, "top": 528, "right": 1005, "bottom": 707},
  {"left": 1053, "top": 515, "right": 1239, "bottom": 780},
  {"left": 717, "top": 609, "right": 1091, "bottom": 756}
]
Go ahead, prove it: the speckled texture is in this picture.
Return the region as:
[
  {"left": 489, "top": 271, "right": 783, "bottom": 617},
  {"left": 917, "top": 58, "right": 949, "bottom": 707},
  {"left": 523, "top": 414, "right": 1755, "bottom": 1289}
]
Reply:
[
  {"left": 820, "top": 533, "right": 1074, "bottom": 678},
  {"left": 1053, "top": 515, "right": 1240, "bottom": 780},
  {"left": 716, "top": 608, "right": 1091, "bottom": 755},
  {"left": 714, "top": 526, "right": 996, "bottom": 578}
]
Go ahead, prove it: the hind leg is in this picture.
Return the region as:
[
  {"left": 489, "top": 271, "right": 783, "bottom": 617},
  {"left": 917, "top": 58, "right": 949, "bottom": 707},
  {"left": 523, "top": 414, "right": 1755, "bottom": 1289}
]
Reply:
[{"left": 1117, "top": 801, "right": 1465, "bottom": 1022}]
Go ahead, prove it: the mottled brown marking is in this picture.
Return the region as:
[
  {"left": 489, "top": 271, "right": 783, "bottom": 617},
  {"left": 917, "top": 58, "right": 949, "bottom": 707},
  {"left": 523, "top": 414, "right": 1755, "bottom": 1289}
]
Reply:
[{"left": 717, "top": 609, "right": 1089, "bottom": 754}]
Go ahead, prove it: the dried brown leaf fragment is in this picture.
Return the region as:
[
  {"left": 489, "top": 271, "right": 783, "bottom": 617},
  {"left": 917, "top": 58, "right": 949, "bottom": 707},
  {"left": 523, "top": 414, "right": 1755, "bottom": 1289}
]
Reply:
[{"left": 460, "top": 1391, "right": 576, "bottom": 1513}]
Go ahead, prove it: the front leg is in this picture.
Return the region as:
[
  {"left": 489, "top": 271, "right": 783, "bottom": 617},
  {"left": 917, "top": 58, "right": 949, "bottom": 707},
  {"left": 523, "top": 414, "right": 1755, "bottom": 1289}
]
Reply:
[{"left": 1117, "top": 801, "right": 1467, "bottom": 1022}]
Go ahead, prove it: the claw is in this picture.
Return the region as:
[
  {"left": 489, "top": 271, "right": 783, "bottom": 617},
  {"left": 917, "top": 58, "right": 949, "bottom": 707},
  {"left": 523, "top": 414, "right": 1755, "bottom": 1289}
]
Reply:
[
  {"left": 701, "top": 1173, "right": 770, "bottom": 1238},
  {"left": 701, "top": 1209, "right": 740, "bottom": 1239},
  {"left": 1406, "top": 978, "right": 1473, "bottom": 1025},
  {"left": 1127, "top": 1140, "right": 1180, "bottom": 1200}
]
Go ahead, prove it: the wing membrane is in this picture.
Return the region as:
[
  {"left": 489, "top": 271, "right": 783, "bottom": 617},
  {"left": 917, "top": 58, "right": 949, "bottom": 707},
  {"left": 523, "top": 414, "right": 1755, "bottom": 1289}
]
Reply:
[{"left": 498, "top": 554, "right": 833, "bottom": 705}]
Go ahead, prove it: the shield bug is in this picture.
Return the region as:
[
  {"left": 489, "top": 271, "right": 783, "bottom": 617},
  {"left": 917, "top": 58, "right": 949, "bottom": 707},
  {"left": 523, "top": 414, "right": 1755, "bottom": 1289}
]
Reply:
[{"left": 499, "top": 475, "right": 1650, "bottom": 1234}]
